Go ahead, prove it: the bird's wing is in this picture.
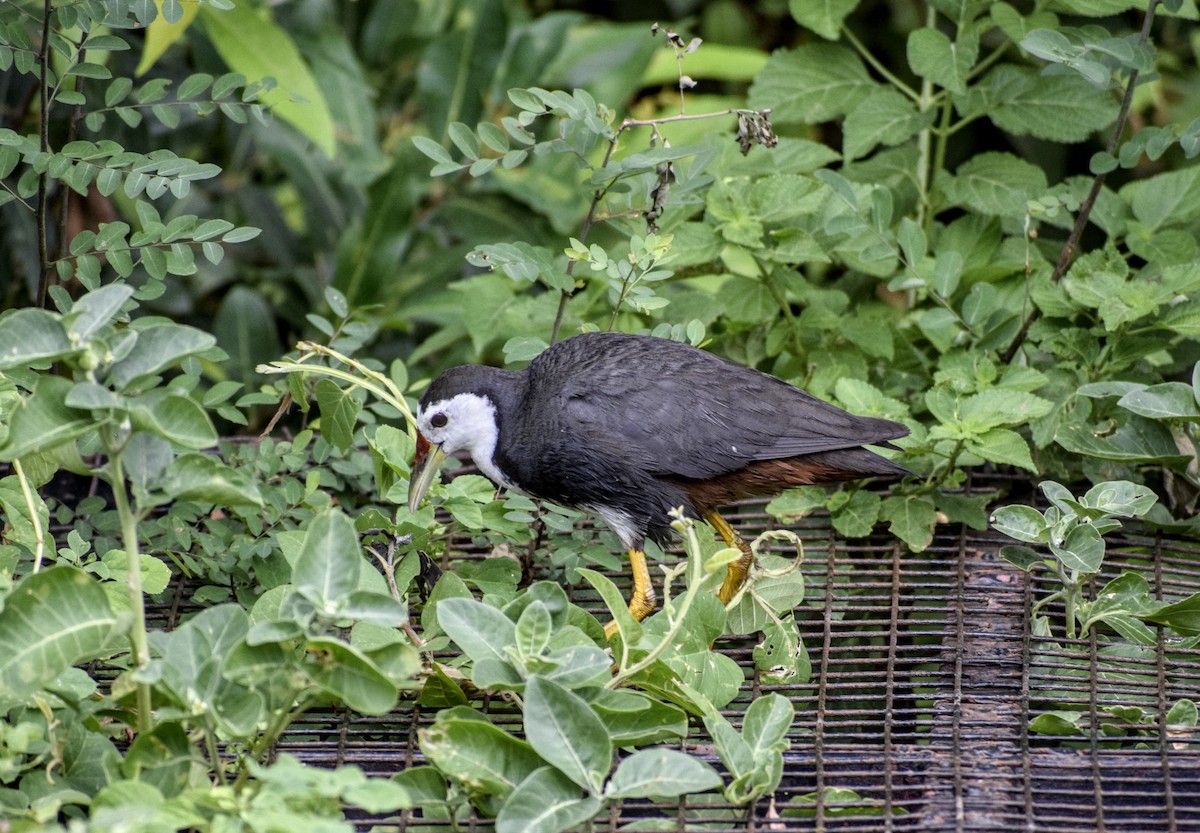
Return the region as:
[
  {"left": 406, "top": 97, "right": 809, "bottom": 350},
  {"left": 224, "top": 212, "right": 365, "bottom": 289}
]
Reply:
[{"left": 552, "top": 339, "right": 906, "bottom": 481}]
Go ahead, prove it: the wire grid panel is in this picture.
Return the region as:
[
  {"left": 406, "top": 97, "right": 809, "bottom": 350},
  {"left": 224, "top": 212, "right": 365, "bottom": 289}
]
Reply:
[{"left": 258, "top": 500, "right": 1200, "bottom": 833}]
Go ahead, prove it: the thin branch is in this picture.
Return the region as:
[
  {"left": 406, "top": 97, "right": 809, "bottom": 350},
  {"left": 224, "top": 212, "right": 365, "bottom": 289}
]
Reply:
[
  {"left": 35, "top": 0, "right": 51, "bottom": 307},
  {"left": 1001, "top": 0, "right": 1160, "bottom": 364}
]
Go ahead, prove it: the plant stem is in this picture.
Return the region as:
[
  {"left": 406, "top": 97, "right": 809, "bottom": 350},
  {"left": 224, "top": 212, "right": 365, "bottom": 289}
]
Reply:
[
  {"left": 1002, "top": 0, "right": 1161, "bottom": 363},
  {"left": 842, "top": 25, "right": 919, "bottom": 102},
  {"left": 108, "top": 454, "right": 153, "bottom": 735},
  {"left": 12, "top": 459, "right": 46, "bottom": 573},
  {"left": 35, "top": 0, "right": 52, "bottom": 307},
  {"left": 761, "top": 267, "right": 806, "bottom": 366}
]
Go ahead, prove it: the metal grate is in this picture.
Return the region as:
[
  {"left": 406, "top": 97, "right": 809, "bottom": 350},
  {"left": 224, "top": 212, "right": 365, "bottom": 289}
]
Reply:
[{"left": 249, "top": 489, "right": 1200, "bottom": 832}]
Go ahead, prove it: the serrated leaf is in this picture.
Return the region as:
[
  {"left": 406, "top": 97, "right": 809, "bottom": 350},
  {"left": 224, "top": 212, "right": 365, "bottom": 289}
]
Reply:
[
  {"left": 788, "top": 0, "right": 860, "bottom": 40},
  {"left": 843, "top": 87, "right": 936, "bottom": 161},
  {"left": 749, "top": 43, "right": 873, "bottom": 124},
  {"left": 907, "top": 27, "right": 977, "bottom": 95},
  {"left": 938, "top": 151, "right": 1048, "bottom": 218},
  {"left": 879, "top": 494, "right": 937, "bottom": 551}
]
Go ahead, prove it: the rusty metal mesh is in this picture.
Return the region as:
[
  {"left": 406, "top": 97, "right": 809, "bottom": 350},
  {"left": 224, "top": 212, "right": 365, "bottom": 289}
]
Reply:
[{"left": 138, "top": 480, "right": 1200, "bottom": 833}]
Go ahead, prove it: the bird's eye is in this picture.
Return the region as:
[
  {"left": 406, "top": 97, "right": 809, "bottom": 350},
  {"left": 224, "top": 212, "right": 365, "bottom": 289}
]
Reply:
[{"left": 430, "top": 412, "right": 449, "bottom": 428}]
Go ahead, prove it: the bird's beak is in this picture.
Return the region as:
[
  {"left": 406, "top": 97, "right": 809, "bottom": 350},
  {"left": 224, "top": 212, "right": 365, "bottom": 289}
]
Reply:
[{"left": 408, "top": 432, "right": 448, "bottom": 513}]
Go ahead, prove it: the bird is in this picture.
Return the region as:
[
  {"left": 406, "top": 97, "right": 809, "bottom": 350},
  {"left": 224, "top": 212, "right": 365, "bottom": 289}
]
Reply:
[{"left": 407, "top": 331, "right": 909, "bottom": 635}]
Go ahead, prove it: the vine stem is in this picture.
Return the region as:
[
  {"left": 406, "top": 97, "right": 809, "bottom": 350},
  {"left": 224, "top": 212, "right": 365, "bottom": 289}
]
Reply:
[
  {"left": 1001, "top": 0, "right": 1161, "bottom": 364},
  {"left": 108, "top": 453, "right": 153, "bottom": 735}
]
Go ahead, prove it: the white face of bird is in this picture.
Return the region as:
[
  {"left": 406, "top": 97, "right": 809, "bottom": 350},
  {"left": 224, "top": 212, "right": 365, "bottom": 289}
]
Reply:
[{"left": 415, "top": 392, "right": 516, "bottom": 491}]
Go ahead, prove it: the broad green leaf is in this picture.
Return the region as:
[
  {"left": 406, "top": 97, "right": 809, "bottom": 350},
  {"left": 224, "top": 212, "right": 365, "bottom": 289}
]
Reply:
[
  {"left": 155, "top": 452, "right": 263, "bottom": 507},
  {"left": 0, "top": 308, "right": 73, "bottom": 369},
  {"left": 1000, "top": 544, "right": 1045, "bottom": 571},
  {"left": 123, "top": 724, "right": 192, "bottom": 798},
  {"left": 749, "top": 43, "right": 873, "bottom": 123},
  {"left": 1142, "top": 592, "right": 1200, "bottom": 636},
  {"left": 966, "top": 427, "right": 1037, "bottom": 472},
  {"left": 66, "top": 284, "right": 134, "bottom": 342},
  {"left": 315, "top": 378, "right": 361, "bottom": 451},
  {"left": 590, "top": 689, "right": 688, "bottom": 747},
  {"left": 788, "top": 0, "right": 860, "bottom": 40},
  {"left": 991, "top": 504, "right": 1047, "bottom": 544},
  {"left": 0, "top": 567, "right": 120, "bottom": 700},
  {"left": 1054, "top": 418, "right": 1189, "bottom": 464},
  {"left": 907, "top": 27, "right": 977, "bottom": 95},
  {"left": 843, "top": 87, "right": 936, "bottom": 161},
  {"left": 662, "top": 648, "right": 744, "bottom": 710},
  {"left": 1123, "top": 165, "right": 1200, "bottom": 233},
  {"left": 200, "top": 2, "right": 336, "bottom": 156},
  {"left": 437, "top": 596, "right": 517, "bottom": 668},
  {"left": 879, "top": 494, "right": 937, "bottom": 551},
  {"left": 1049, "top": 522, "right": 1105, "bottom": 574},
  {"left": 514, "top": 600, "right": 552, "bottom": 660},
  {"left": 937, "top": 151, "right": 1048, "bottom": 218},
  {"left": 604, "top": 749, "right": 723, "bottom": 799},
  {"left": 984, "top": 66, "right": 1119, "bottom": 142},
  {"left": 292, "top": 508, "right": 361, "bottom": 608},
  {"left": 830, "top": 489, "right": 881, "bottom": 538},
  {"left": 108, "top": 323, "right": 216, "bottom": 389},
  {"left": 0, "top": 375, "right": 95, "bottom": 461},
  {"left": 128, "top": 390, "right": 217, "bottom": 449},
  {"left": 1081, "top": 481, "right": 1157, "bottom": 517},
  {"left": 1117, "top": 383, "right": 1200, "bottom": 421},
  {"left": 743, "top": 694, "right": 794, "bottom": 762},
  {"left": 958, "top": 389, "right": 1054, "bottom": 430},
  {"left": 102, "top": 550, "right": 172, "bottom": 596},
  {"left": 303, "top": 636, "right": 398, "bottom": 715},
  {"left": 1029, "top": 711, "right": 1084, "bottom": 736},
  {"left": 523, "top": 676, "right": 611, "bottom": 794},
  {"left": 495, "top": 767, "right": 601, "bottom": 833},
  {"left": 1167, "top": 699, "right": 1198, "bottom": 727},
  {"left": 420, "top": 710, "right": 543, "bottom": 800}
]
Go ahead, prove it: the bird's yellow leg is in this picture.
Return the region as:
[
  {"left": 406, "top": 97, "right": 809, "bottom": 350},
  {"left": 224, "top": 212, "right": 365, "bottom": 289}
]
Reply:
[
  {"left": 603, "top": 548, "right": 657, "bottom": 639},
  {"left": 706, "top": 510, "right": 755, "bottom": 605}
]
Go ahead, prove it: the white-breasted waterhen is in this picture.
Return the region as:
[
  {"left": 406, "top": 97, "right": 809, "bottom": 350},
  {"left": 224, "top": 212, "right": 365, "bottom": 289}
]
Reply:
[{"left": 407, "top": 332, "right": 909, "bottom": 632}]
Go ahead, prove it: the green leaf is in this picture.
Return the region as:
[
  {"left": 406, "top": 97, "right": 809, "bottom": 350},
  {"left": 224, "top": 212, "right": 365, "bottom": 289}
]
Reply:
[
  {"left": 199, "top": 3, "right": 335, "bottom": 156},
  {"left": 1000, "top": 544, "right": 1045, "bottom": 571},
  {"left": 1117, "top": 383, "right": 1200, "bottom": 421},
  {"left": 969, "top": 65, "right": 1120, "bottom": 142},
  {"left": 437, "top": 597, "right": 521, "bottom": 687},
  {"left": 495, "top": 767, "right": 601, "bottom": 833},
  {"left": 523, "top": 676, "right": 611, "bottom": 794},
  {"left": 907, "top": 27, "right": 977, "bottom": 95},
  {"left": 1029, "top": 711, "right": 1084, "bottom": 736},
  {"left": 1142, "top": 592, "right": 1200, "bottom": 636},
  {"left": 749, "top": 43, "right": 873, "bottom": 123},
  {"left": 108, "top": 323, "right": 216, "bottom": 389},
  {"left": 788, "top": 0, "right": 860, "bottom": 40},
  {"left": 123, "top": 723, "right": 192, "bottom": 798},
  {"left": 128, "top": 390, "right": 217, "bottom": 449},
  {"left": 0, "top": 375, "right": 95, "bottom": 461},
  {"left": 966, "top": 427, "right": 1037, "bottom": 472},
  {"left": 577, "top": 567, "right": 641, "bottom": 645},
  {"left": 1054, "top": 418, "right": 1189, "bottom": 464},
  {"left": 514, "top": 600, "right": 552, "bottom": 660},
  {"left": 990, "top": 504, "right": 1047, "bottom": 544},
  {"left": 420, "top": 710, "right": 543, "bottom": 801},
  {"left": 66, "top": 284, "right": 134, "bottom": 342},
  {"left": 292, "top": 508, "right": 361, "bottom": 608},
  {"left": 0, "top": 567, "right": 120, "bottom": 700},
  {"left": 843, "top": 87, "right": 936, "bottom": 161},
  {"left": 830, "top": 489, "right": 881, "bottom": 538},
  {"left": 1049, "top": 522, "right": 1105, "bottom": 574},
  {"left": 743, "top": 693, "right": 794, "bottom": 762},
  {"left": 938, "top": 151, "right": 1048, "bottom": 218},
  {"left": 303, "top": 636, "right": 398, "bottom": 715},
  {"left": 590, "top": 689, "right": 688, "bottom": 747},
  {"left": 0, "top": 309, "right": 73, "bottom": 369},
  {"left": 1081, "top": 481, "right": 1157, "bottom": 517},
  {"left": 604, "top": 749, "right": 723, "bottom": 799},
  {"left": 879, "top": 494, "right": 937, "bottom": 551},
  {"left": 314, "top": 379, "right": 361, "bottom": 451},
  {"left": 156, "top": 452, "right": 263, "bottom": 506}
]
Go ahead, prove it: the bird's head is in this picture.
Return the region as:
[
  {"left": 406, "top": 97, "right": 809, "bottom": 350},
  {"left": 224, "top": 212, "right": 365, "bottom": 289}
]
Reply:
[{"left": 407, "top": 366, "right": 512, "bottom": 513}]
